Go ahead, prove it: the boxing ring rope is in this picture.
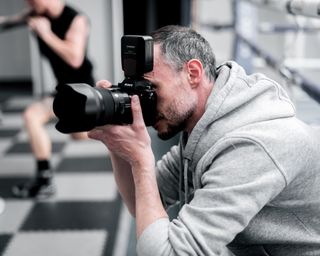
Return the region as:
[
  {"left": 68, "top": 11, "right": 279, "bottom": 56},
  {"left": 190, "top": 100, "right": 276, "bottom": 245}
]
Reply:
[
  {"left": 199, "top": 0, "right": 320, "bottom": 104},
  {"left": 242, "top": 0, "right": 320, "bottom": 19},
  {"left": 236, "top": 32, "right": 320, "bottom": 103}
]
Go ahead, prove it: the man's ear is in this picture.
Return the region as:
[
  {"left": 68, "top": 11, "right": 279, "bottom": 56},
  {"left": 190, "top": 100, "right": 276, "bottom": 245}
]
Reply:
[{"left": 186, "top": 59, "right": 203, "bottom": 87}]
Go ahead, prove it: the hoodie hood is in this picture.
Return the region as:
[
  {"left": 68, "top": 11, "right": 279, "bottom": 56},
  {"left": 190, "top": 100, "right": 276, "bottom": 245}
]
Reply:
[{"left": 181, "top": 61, "right": 295, "bottom": 186}]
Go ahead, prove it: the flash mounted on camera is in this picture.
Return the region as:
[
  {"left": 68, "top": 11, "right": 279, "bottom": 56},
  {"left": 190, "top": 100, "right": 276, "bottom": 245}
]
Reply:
[
  {"left": 53, "top": 35, "right": 156, "bottom": 133},
  {"left": 122, "top": 35, "right": 153, "bottom": 77}
]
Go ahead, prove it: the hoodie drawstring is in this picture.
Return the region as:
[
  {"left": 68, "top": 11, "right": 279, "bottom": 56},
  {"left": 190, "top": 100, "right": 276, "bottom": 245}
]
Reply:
[
  {"left": 179, "top": 143, "right": 184, "bottom": 209},
  {"left": 179, "top": 141, "right": 190, "bottom": 209},
  {"left": 184, "top": 159, "right": 189, "bottom": 205}
]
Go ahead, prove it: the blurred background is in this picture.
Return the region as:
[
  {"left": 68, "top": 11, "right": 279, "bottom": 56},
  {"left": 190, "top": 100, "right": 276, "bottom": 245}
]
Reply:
[{"left": 1, "top": 0, "right": 320, "bottom": 256}]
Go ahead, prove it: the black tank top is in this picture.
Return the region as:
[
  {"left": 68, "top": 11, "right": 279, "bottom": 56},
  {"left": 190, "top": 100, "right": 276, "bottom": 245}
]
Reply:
[{"left": 37, "top": 5, "right": 94, "bottom": 87}]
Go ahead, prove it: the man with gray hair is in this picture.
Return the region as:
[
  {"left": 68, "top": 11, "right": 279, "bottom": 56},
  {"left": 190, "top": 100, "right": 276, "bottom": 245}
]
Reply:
[{"left": 90, "top": 25, "right": 320, "bottom": 255}]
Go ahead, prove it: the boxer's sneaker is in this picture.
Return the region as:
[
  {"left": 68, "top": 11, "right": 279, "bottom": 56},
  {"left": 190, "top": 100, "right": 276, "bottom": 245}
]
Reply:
[{"left": 12, "top": 171, "right": 55, "bottom": 199}]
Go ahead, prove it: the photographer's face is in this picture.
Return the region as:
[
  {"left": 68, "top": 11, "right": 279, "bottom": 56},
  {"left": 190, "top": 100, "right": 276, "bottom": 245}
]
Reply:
[{"left": 144, "top": 45, "right": 197, "bottom": 140}]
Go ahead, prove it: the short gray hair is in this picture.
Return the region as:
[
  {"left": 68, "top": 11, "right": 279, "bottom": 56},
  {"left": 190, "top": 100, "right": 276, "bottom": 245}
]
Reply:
[{"left": 150, "top": 25, "right": 217, "bottom": 82}]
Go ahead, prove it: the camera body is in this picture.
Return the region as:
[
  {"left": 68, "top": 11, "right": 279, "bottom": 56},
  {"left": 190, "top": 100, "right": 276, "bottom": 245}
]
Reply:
[{"left": 53, "top": 35, "right": 156, "bottom": 133}]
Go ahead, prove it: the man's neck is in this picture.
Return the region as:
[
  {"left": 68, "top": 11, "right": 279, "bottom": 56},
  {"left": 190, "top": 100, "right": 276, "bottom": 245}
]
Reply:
[
  {"left": 186, "top": 79, "right": 214, "bottom": 135},
  {"left": 46, "top": 1, "right": 65, "bottom": 18}
]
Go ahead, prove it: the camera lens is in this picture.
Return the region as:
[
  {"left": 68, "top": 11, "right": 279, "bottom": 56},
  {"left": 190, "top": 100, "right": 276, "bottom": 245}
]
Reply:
[
  {"left": 53, "top": 83, "right": 134, "bottom": 133},
  {"left": 53, "top": 80, "right": 157, "bottom": 134}
]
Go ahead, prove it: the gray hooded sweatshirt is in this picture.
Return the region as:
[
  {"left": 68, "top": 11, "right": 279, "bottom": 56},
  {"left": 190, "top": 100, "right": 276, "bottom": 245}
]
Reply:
[{"left": 137, "top": 61, "right": 320, "bottom": 256}]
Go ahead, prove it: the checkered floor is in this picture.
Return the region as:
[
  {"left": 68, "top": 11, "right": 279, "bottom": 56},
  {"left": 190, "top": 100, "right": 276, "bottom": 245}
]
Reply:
[{"left": 0, "top": 82, "right": 319, "bottom": 256}]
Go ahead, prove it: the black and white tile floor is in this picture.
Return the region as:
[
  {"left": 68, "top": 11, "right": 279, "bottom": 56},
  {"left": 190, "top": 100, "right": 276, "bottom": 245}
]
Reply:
[{"left": 0, "top": 83, "right": 319, "bottom": 256}]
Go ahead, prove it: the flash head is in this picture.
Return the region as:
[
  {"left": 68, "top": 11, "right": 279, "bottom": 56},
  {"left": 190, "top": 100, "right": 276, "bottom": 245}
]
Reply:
[{"left": 121, "top": 35, "right": 153, "bottom": 77}]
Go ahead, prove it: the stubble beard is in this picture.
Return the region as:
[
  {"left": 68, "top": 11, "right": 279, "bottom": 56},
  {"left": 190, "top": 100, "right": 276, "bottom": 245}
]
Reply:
[{"left": 156, "top": 103, "right": 196, "bottom": 141}]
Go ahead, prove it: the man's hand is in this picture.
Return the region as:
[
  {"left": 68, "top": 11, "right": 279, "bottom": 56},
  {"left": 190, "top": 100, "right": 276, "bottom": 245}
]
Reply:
[
  {"left": 88, "top": 80, "right": 154, "bottom": 168},
  {"left": 0, "top": 16, "right": 6, "bottom": 30},
  {"left": 27, "top": 17, "right": 52, "bottom": 39},
  {"left": 89, "top": 81, "right": 167, "bottom": 234},
  {"left": 0, "top": 16, "right": 7, "bottom": 24}
]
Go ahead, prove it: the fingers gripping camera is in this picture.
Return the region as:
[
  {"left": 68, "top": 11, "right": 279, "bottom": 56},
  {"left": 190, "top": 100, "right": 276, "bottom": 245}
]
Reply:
[{"left": 53, "top": 35, "right": 157, "bottom": 133}]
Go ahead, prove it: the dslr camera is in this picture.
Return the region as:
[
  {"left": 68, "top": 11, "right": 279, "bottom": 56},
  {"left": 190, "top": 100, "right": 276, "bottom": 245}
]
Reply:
[{"left": 53, "top": 35, "right": 156, "bottom": 133}]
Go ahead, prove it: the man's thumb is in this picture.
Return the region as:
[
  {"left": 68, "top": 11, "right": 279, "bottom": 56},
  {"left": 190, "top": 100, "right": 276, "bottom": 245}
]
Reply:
[{"left": 131, "top": 95, "right": 144, "bottom": 125}]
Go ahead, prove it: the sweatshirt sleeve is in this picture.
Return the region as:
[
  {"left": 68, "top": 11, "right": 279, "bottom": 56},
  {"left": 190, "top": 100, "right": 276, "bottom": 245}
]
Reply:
[{"left": 137, "top": 139, "right": 287, "bottom": 255}]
